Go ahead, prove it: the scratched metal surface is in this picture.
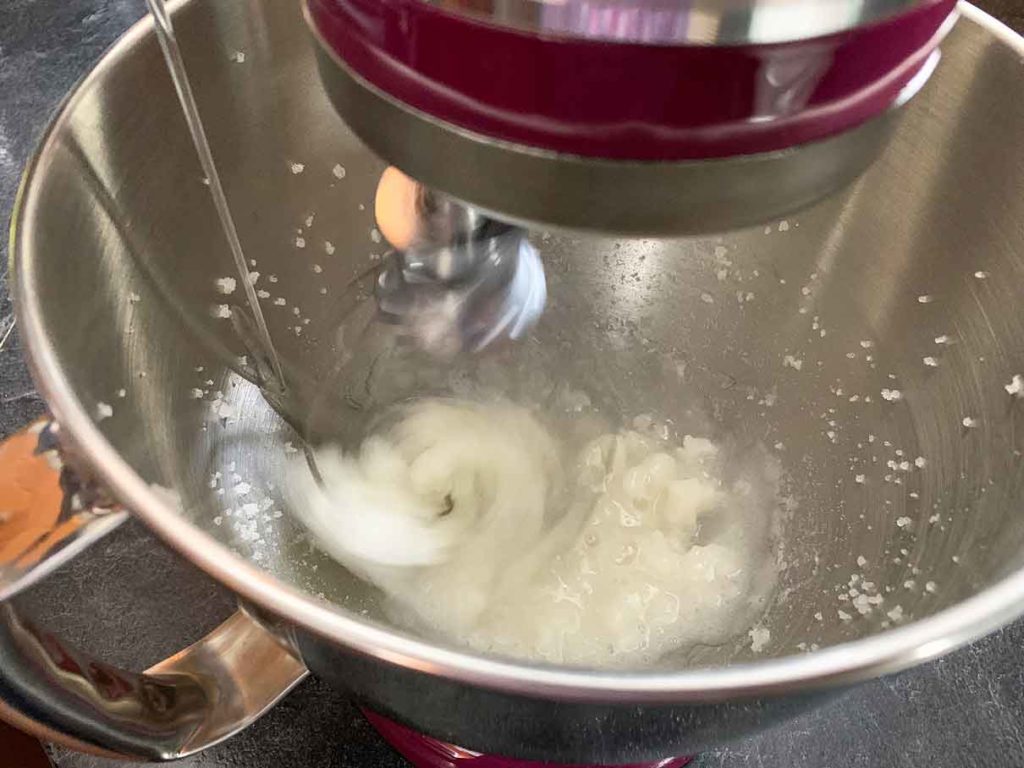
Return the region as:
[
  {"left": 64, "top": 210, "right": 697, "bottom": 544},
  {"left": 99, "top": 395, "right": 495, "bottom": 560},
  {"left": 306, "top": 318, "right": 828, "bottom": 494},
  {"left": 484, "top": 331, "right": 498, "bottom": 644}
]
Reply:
[{"left": 2, "top": 1, "right": 1024, "bottom": 766}]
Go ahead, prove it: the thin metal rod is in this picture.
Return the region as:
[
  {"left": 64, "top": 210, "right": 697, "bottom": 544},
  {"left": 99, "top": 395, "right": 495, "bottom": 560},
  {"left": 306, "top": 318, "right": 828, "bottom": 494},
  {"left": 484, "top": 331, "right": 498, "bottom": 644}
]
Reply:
[
  {"left": 143, "top": 0, "right": 286, "bottom": 389},
  {"left": 0, "top": 318, "right": 16, "bottom": 354}
]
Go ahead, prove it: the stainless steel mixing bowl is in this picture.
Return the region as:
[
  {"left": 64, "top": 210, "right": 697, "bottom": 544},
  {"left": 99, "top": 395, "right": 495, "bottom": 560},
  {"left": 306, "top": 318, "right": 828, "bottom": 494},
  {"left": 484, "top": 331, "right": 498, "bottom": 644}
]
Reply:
[{"left": 6, "top": 0, "right": 1024, "bottom": 763}]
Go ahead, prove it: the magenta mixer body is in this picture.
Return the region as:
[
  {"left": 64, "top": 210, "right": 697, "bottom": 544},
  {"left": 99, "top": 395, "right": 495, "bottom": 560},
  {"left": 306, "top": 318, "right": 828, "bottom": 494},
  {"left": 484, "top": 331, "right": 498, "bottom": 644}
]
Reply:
[{"left": 305, "top": 0, "right": 958, "bottom": 234}]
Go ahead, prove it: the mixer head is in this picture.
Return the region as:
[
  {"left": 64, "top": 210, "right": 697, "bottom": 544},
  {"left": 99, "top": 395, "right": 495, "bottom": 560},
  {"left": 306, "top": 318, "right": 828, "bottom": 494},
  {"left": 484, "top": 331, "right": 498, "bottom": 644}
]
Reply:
[
  {"left": 301, "top": 0, "right": 959, "bottom": 353},
  {"left": 304, "top": 0, "right": 958, "bottom": 237}
]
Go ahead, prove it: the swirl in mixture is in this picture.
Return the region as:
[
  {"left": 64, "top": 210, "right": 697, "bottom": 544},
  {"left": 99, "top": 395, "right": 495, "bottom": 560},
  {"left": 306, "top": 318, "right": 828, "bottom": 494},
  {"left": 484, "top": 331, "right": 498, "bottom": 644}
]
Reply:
[{"left": 292, "top": 398, "right": 778, "bottom": 667}]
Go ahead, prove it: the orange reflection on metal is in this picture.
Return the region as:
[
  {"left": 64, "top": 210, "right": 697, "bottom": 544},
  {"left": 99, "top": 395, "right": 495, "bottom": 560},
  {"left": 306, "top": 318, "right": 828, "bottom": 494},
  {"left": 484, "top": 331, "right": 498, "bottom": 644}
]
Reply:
[
  {"left": 0, "top": 424, "right": 64, "bottom": 567},
  {"left": 374, "top": 166, "right": 420, "bottom": 251}
]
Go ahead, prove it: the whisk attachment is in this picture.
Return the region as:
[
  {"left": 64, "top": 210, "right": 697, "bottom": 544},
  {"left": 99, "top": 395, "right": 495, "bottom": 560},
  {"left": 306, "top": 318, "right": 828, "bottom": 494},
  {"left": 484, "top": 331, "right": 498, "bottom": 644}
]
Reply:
[{"left": 372, "top": 168, "right": 546, "bottom": 356}]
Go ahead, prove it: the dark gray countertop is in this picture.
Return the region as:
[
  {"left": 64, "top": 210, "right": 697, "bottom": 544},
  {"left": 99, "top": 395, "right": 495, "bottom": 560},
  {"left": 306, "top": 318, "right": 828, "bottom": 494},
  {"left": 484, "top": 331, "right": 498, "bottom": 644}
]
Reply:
[{"left": 3, "top": 2, "right": 1024, "bottom": 766}]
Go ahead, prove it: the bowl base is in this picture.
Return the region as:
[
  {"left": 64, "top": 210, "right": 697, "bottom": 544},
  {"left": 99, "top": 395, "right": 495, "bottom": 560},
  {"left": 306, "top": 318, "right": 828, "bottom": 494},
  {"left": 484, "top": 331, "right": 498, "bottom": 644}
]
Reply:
[{"left": 363, "top": 709, "right": 695, "bottom": 768}]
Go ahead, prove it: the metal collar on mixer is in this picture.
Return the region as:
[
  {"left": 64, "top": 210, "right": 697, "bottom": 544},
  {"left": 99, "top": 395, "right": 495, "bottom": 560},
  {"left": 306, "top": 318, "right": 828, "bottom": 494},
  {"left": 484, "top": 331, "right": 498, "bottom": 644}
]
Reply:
[
  {"left": 423, "top": 0, "right": 939, "bottom": 46},
  {"left": 308, "top": 30, "right": 936, "bottom": 235}
]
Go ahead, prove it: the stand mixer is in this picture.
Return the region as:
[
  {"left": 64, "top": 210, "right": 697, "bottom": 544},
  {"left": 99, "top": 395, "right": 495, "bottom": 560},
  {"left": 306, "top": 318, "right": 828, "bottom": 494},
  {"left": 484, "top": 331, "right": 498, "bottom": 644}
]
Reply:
[
  {"left": 304, "top": 0, "right": 958, "bottom": 352},
  {"left": 296, "top": 1, "right": 959, "bottom": 765},
  {"left": 12, "top": 0, "right": 1024, "bottom": 765}
]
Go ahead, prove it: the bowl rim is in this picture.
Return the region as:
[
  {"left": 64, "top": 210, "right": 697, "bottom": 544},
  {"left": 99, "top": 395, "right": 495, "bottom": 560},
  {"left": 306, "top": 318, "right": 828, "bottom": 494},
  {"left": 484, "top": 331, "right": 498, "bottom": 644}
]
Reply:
[{"left": 11, "top": 0, "right": 1024, "bottom": 704}]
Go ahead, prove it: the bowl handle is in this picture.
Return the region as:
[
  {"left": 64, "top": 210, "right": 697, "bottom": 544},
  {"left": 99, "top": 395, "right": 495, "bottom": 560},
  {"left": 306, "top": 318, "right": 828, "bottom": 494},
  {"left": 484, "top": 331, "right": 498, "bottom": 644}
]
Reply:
[{"left": 0, "top": 419, "right": 308, "bottom": 759}]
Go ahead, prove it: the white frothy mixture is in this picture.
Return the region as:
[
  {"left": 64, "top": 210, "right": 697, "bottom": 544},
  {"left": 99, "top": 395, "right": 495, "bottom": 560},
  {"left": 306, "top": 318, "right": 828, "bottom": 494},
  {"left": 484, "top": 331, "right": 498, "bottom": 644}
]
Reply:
[{"left": 292, "top": 398, "right": 779, "bottom": 667}]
